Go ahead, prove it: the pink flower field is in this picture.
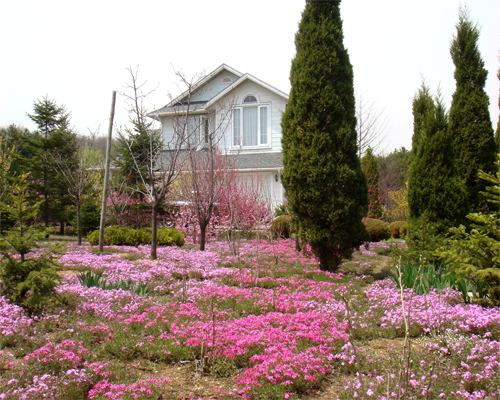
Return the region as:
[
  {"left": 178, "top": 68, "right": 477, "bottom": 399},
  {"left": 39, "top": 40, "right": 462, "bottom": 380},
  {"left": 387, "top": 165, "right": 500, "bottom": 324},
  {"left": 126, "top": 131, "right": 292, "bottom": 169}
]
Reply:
[{"left": 0, "top": 239, "right": 499, "bottom": 399}]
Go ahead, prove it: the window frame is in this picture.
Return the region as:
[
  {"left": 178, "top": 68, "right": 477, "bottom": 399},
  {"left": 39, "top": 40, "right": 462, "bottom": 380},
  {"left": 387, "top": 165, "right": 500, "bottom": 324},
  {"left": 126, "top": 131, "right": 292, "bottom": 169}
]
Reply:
[
  {"left": 181, "top": 114, "right": 210, "bottom": 148},
  {"left": 232, "top": 94, "right": 271, "bottom": 149}
]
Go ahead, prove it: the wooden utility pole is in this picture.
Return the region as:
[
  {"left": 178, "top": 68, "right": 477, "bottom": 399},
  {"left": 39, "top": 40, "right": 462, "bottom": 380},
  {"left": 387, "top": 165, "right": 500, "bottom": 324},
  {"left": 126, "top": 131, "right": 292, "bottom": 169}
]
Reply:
[{"left": 98, "top": 91, "right": 116, "bottom": 252}]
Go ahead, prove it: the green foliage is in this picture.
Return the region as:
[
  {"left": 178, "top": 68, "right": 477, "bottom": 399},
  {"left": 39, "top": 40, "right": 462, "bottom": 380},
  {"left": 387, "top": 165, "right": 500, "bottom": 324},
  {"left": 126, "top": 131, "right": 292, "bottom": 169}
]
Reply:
[
  {"left": 437, "top": 157, "right": 500, "bottom": 304},
  {"left": 274, "top": 203, "right": 289, "bottom": 218},
  {"left": 389, "top": 221, "right": 408, "bottom": 238},
  {"left": 270, "top": 215, "right": 292, "bottom": 239},
  {"left": 72, "top": 196, "right": 101, "bottom": 235},
  {"left": 77, "top": 270, "right": 150, "bottom": 296},
  {"left": 0, "top": 178, "right": 61, "bottom": 313},
  {"left": 408, "top": 83, "right": 468, "bottom": 236},
  {"left": 406, "top": 214, "right": 446, "bottom": 264},
  {"left": 87, "top": 225, "right": 184, "bottom": 247},
  {"left": 113, "top": 110, "right": 162, "bottom": 192},
  {"left": 449, "top": 7, "right": 496, "bottom": 214},
  {"left": 24, "top": 97, "right": 78, "bottom": 228},
  {"left": 280, "top": 1, "right": 368, "bottom": 272},
  {"left": 361, "top": 147, "right": 383, "bottom": 218},
  {"left": 363, "top": 219, "right": 391, "bottom": 242},
  {"left": 390, "top": 259, "right": 473, "bottom": 301}
]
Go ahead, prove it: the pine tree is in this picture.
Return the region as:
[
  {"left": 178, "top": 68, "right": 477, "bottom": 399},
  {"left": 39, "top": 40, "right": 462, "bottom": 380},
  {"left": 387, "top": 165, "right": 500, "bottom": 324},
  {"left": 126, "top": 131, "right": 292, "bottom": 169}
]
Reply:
[
  {"left": 0, "top": 176, "right": 61, "bottom": 313},
  {"left": 26, "top": 97, "right": 78, "bottom": 230},
  {"left": 449, "top": 7, "right": 496, "bottom": 214},
  {"left": 281, "top": 0, "right": 368, "bottom": 272},
  {"left": 361, "top": 147, "right": 382, "bottom": 218},
  {"left": 408, "top": 85, "right": 468, "bottom": 234}
]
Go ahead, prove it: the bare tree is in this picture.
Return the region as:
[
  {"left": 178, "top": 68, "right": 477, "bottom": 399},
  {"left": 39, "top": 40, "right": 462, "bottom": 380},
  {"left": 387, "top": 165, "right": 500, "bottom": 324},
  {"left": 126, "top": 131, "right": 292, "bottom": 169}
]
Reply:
[
  {"left": 117, "top": 67, "right": 196, "bottom": 260},
  {"left": 356, "top": 90, "right": 389, "bottom": 157},
  {"left": 47, "top": 132, "right": 103, "bottom": 245},
  {"left": 176, "top": 95, "right": 236, "bottom": 250}
]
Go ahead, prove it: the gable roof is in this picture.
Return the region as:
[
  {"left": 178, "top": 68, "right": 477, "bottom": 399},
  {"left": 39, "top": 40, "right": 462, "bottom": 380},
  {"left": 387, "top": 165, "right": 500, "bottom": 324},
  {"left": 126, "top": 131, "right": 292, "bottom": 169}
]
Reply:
[{"left": 150, "top": 64, "right": 288, "bottom": 118}]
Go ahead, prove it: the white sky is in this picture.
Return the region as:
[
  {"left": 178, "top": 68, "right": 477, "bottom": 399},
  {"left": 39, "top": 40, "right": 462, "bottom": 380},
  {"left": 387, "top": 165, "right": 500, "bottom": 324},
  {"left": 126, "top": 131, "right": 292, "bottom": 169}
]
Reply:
[{"left": 1, "top": 0, "right": 499, "bottom": 154}]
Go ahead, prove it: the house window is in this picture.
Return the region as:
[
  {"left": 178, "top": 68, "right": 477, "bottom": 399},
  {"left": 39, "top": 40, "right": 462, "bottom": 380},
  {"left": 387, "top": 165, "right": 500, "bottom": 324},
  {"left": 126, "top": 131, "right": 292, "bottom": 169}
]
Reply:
[
  {"left": 184, "top": 115, "right": 209, "bottom": 147},
  {"left": 233, "top": 95, "right": 269, "bottom": 147}
]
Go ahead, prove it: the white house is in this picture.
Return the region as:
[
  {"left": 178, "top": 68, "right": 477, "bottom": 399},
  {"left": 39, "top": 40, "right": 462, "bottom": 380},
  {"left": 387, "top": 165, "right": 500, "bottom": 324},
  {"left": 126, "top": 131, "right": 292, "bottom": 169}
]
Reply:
[{"left": 150, "top": 64, "right": 288, "bottom": 211}]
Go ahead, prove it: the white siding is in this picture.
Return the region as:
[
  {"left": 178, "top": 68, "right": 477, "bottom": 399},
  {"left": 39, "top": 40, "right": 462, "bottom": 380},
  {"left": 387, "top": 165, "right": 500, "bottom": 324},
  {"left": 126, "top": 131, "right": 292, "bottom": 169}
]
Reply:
[{"left": 190, "top": 71, "right": 240, "bottom": 102}]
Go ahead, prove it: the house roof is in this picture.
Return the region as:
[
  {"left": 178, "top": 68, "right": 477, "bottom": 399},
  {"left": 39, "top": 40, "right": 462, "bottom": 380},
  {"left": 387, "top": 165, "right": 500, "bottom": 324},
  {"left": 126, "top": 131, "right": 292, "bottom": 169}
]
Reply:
[
  {"left": 149, "top": 64, "right": 288, "bottom": 118},
  {"left": 157, "top": 150, "right": 283, "bottom": 172},
  {"left": 230, "top": 152, "right": 283, "bottom": 170}
]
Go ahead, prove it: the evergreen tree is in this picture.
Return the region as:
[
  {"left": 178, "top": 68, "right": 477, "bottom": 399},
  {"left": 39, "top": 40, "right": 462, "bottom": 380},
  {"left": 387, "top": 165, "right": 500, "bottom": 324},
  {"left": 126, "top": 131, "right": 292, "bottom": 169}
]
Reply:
[
  {"left": 0, "top": 176, "right": 61, "bottom": 313},
  {"left": 449, "top": 7, "right": 496, "bottom": 214},
  {"left": 408, "top": 84, "right": 468, "bottom": 236},
  {"left": 281, "top": 0, "right": 368, "bottom": 272},
  {"left": 361, "top": 147, "right": 382, "bottom": 218},
  {"left": 496, "top": 62, "right": 500, "bottom": 152},
  {"left": 113, "top": 119, "right": 161, "bottom": 195},
  {"left": 26, "top": 97, "right": 78, "bottom": 230}
]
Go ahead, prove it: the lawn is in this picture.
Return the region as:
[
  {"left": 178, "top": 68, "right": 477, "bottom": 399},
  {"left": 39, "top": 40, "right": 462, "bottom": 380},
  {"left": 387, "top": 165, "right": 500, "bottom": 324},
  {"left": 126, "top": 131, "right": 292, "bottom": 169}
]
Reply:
[{"left": 0, "top": 239, "right": 499, "bottom": 399}]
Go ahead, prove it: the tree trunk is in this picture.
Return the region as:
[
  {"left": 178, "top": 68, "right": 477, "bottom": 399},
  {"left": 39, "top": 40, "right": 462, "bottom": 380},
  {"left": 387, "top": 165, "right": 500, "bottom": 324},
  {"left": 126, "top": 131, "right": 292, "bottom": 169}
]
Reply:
[
  {"left": 199, "top": 222, "right": 207, "bottom": 251},
  {"left": 151, "top": 202, "right": 158, "bottom": 260},
  {"left": 59, "top": 221, "right": 65, "bottom": 235},
  {"left": 76, "top": 201, "right": 82, "bottom": 246}
]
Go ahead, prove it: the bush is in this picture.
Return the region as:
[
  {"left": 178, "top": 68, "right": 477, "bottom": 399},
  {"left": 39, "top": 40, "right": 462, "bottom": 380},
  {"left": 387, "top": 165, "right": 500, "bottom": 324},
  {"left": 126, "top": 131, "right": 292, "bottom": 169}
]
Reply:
[
  {"left": 78, "top": 198, "right": 101, "bottom": 234},
  {"left": 87, "top": 226, "right": 184, "bottom": 247},
  {"left": 363, "top": 219, "right": 391, "bottom": 242},
  {"left": 270, "top": 215, "right": 292, "bottom": 238},
  {"left": 389, "top": 221, "right": 408, "bottom": 238},
  {"left": 0, "top": 178, "right": 62, "bottom": 314}
]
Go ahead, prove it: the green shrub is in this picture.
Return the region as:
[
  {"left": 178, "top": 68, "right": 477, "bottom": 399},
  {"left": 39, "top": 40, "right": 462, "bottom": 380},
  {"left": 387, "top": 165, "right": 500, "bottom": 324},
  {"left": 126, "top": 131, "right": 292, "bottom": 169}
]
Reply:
[
  {"left": 87, "top": 226, "right": 184, "bottom": 247},
  {"left": 78, "top": 197, "right": 101, "bottom": 234},
  {"left": 363, "top": 219, "right": 391, "bottom": 242},
  {"left": 270, "top": 215, "right": 292, "bottom": 238},
  {"left": 0, "top": 178, "right": 62, "bottom": 314},
  {"left": 87, "top": 230, "right": 99, "bottom": 245},
  {"left": 157, "top": 227, "right": 185, "bottom": 246},
  {"left": 436, "top": 161, "right": 500, "bottom": 305},
  {"left": 389, "top": 221, "right": 408, "bottom": 238}
]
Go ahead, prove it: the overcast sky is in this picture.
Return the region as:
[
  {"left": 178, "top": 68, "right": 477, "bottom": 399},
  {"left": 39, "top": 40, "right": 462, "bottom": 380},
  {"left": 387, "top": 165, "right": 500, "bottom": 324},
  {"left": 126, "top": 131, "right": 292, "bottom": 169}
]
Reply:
[{"left": 1, "top": 0, "right": 499, "bottom": 154}]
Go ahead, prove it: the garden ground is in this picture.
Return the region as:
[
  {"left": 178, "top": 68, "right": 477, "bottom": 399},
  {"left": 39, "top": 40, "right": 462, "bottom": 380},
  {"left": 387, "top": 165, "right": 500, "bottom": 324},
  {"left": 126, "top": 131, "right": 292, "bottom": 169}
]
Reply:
[{"left": 1, "top": 237, "right": 499, "bottom": 399}]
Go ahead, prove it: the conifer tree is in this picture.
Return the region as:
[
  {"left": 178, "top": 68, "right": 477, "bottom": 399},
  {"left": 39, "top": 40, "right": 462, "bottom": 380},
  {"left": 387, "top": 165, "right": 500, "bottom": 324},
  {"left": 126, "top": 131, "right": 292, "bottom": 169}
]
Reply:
[
  {"left": 26, "top": 97, "right": 77, "bottom": 230},
  {"left": 361, "top": 147, "right": 382, "bottom": 218},
  {"left": 496, "top": 62, "right": 500, "bottom": 152},
  {"left": 449, "top": 7, "right": 496, "bottom": 214},
  {"left": 408, "top": 84, "right": 467, "bottom": 236},
  {"left": 281, "top": 0, "right": 368, "bottom": 272}
]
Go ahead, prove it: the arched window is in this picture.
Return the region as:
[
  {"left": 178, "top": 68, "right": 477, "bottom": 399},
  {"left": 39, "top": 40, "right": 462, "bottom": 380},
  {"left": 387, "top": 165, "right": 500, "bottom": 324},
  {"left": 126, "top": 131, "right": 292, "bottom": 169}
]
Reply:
[
  {"left": 221, "top": 76, "right": 233, "bottom": 84},
  {"left": 243, "top": 95, "right": 257, "bottom": 103},
  {"left": 233, "top": 94, "right": 269, "bottom": 147}
]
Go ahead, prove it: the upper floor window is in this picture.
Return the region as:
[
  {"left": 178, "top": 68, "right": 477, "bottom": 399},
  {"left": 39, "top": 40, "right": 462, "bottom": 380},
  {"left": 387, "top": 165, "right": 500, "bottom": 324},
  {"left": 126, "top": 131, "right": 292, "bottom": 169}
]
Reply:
[
  {"left": 233, "top": 95, "right": 269, "bottom": 147},
  {"left": 176, "top": 115, "right": 209, "bottom": 148}
]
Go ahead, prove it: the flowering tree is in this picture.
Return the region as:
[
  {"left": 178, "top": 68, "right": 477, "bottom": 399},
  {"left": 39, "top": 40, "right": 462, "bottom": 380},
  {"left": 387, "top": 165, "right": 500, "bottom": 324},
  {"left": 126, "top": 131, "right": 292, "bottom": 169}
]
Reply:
[
  {"left": 219, "top": 173, "right": 271, "bottom": 236},
  {"left": 175, "top": 171, "right": 271, "bottom": 245},
  {"left": 177, "top": 147, "right": 234, "bottom": 250}
]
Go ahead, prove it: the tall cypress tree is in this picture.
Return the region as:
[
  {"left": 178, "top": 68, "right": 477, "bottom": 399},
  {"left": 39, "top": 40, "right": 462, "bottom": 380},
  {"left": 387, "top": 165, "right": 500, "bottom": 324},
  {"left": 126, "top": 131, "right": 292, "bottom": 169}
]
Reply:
[
  {"left": 281, "top": 0, "right": 368, "bottom": 272},
  {"left": 408, "top": 84, "right": 467, "bottom": 234},
  {"left": 449, "top": 7, "right": 496, "bottom": 214},
  {"left": 496, "top": 62, "right": 500, "bottom": 152},
  {"left": 361, "top": 147, "right": 382, "bottom": 218}
]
